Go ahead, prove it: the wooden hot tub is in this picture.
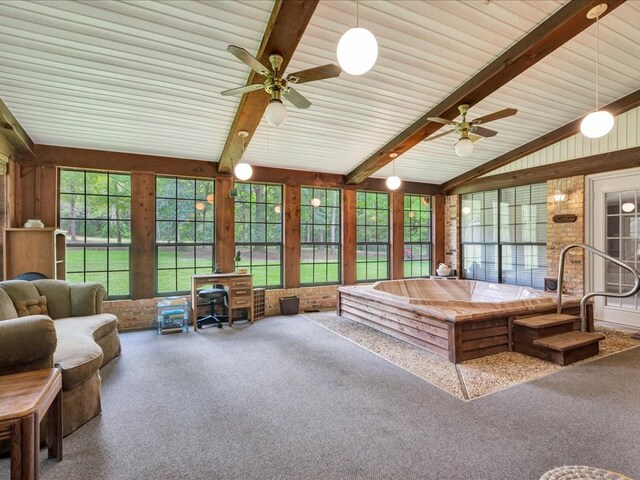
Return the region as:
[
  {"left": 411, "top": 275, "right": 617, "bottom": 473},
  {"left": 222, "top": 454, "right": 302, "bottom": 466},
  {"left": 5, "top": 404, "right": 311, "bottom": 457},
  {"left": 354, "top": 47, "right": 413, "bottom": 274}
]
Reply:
[{"left": 337, "top": 279, "right": 589, "bottom": 363}]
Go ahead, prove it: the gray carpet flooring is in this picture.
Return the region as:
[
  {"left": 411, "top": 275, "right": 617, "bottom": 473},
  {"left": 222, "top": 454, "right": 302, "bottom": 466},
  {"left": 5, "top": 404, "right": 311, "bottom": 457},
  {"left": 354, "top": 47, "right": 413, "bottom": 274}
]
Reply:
[{"left": 2, "top": 314, "right": 639, "bottom": 480}]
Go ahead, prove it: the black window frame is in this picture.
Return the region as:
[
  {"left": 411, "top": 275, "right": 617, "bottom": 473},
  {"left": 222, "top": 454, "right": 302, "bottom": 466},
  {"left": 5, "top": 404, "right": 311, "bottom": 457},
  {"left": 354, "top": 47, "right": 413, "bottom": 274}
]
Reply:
[
  {"left": 234, "top": 182, "right": 283, "bottom": 289},
  {"left": 461, "top": 184, "right": 547, "bottom": 289},
  {"left": 300, "top": 187, "right": 342, "bottom": 286},
  {"left": 356, "top": 190, "right": 390, "bottom": 283},
  {"left": 155, "top": 176, "right": 215, "bottom": 296},
  {"left": 403, "top": 194, "right": 432, "bottom": 278},
  {"left": 58, "top": 168, "right": 132, "bottom": 299}
]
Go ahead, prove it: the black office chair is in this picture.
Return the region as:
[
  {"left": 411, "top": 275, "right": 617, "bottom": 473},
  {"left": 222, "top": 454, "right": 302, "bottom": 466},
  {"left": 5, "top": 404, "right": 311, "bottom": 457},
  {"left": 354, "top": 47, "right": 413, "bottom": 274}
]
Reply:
[
  {"left": 14, "top": 272, "right": 48, "bottom": 281},
  {"left": 197, "top": 287, "right": 228, "bottom": 329}
]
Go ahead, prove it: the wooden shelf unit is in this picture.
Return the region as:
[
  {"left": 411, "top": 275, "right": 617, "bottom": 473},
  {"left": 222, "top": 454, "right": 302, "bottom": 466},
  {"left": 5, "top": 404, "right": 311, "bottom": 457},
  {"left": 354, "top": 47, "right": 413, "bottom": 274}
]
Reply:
[{"left": 3, "top": 228, "right": 67, "bottom": 280}]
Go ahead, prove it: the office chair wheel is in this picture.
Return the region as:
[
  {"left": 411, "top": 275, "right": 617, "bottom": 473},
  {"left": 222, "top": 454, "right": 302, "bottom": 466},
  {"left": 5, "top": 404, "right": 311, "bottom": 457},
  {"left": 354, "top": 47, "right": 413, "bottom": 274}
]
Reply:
[
  {"left": 197, "top": 321, "right": 203, "bottom": 329},
  {"left": 217, "top": 323, "right": 223, "bottom": 329}
]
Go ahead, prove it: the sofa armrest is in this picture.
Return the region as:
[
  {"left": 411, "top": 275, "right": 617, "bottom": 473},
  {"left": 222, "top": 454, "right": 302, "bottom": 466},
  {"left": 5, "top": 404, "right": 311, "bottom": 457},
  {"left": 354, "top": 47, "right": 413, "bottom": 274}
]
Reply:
[
  {"left": 0, "top": 315, "right": 57, "bottom": 375},
  {"left": 70, "top": 282, "right": 108, "bottom": 316}
]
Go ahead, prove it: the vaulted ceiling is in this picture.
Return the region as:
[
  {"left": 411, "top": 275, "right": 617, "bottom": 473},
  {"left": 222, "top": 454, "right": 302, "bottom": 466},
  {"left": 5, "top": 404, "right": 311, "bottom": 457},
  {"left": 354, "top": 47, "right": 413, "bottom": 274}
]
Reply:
[{"left": 1, "top": 0, "right": 639, "bottom": 186}]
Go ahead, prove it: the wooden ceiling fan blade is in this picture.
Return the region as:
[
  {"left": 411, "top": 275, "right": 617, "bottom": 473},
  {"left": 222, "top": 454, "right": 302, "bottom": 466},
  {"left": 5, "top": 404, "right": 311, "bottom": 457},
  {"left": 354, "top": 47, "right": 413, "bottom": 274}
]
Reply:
[
  {"left": 287, "top": 64, "right": 342, "bottom": 84},
  {"left": 472, "top": 108, "right": 517, "bottom": 125},
  {"left": 473, "top": 126, "right": 498, "bottom": 138},
  {"left": 283, "top": 87, "right": 311, "bottom": 109},
  {"left": 469, "top": 133, "right": 485, "bottom": 143},
  {"left": 220, "top": 83, "right": 264, "bottom": 96},
  {"left": 226, "top": 45, "right": 272, "bottom": 77},
  {"left": 427, "top": 117, "right": 457, "bottom": 126},
  {"left": 424, "top": 129, "right": 455, "bottom": 141}
]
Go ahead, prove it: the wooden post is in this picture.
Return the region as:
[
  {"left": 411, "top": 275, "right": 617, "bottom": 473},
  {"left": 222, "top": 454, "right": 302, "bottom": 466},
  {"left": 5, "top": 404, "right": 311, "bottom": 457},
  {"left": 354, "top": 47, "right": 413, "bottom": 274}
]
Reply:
[
  {"left": 433, "top": 195, "right": 446, "bottom": 275},
  {"left": 215, "top": 177, "right": 235, "bottom": 273},
  {"left": 39, "top": 164, "right": 58, "bottom": 227},
  {"left": 8, "top": 160, "right": 20, "bottom": 228},
  {"left": 391, "top": 191, "right": 404, "bottom": 279},
  {"left": 284, "top": 184, "right": 300, "bottom": 288},
  {"left": 343, "top": 189, "right": 357, "bottom": 285},
  {"left": 130, "top": 171, "right": 156, "bottom": 299}
]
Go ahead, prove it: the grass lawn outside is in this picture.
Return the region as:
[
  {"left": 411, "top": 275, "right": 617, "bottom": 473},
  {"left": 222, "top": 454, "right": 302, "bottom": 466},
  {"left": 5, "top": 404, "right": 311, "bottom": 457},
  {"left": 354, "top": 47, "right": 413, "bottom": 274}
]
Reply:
[{"left": 66, "top": 248, "right": 432, "bottom": 297}]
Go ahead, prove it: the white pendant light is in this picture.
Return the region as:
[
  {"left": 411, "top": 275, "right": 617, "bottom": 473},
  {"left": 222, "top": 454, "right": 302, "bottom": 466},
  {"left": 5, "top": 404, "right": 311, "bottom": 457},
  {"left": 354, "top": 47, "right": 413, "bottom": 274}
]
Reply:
[
  {"left": 386, "top": 175, "right": 401, "bottom": 190},
  {"left": 234, "top": 130, "right": 253, "bottom": 181},
  {"left": 454, "top": 137, "right": 474, "bottom": 158},
  {"left": 311, "top": 197, "right": 321, "bottom": 208},
  {"left": 386, "top": 152, "right": 401, "bottom": 190},
  {"left": 265, "top": 98, "right": 288, "bottom": 126},
  {"left": 336, "top": 0, "right": 378, "bottom": 75},
  {"left": 580, "top": 4, "right": 614, "bottom": 139}
]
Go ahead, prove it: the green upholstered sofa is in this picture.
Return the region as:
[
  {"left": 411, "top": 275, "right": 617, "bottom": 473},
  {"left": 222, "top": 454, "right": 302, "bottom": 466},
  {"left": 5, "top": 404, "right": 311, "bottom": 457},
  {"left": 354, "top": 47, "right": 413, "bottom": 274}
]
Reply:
[{"left": 0, "top": 279, "right": 120, "bottom": 435}]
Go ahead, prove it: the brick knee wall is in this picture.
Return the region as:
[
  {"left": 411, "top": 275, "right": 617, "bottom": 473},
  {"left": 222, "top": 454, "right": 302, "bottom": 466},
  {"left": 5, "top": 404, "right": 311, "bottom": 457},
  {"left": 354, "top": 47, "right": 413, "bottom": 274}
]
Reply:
[{"left": 105, "top": 285, "right": 339, "bottom": 331}]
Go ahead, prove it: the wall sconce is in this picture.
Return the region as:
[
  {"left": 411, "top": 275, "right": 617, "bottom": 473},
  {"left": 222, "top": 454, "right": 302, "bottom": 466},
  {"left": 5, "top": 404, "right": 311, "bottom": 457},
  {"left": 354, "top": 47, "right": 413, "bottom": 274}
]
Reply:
[{"left": 553, "top": 190, "right": 568, "bottom": 203}]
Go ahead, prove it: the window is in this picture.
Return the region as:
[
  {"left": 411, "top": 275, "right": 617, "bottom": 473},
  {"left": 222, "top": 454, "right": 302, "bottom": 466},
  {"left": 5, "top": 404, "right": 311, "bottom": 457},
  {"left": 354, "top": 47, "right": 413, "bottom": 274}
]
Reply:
[
  {"left": 356, "top": 191, "right": 389, "bottom": 282},
  {"left": 156, "top": 177, "right": 215, "bottom": 294},
  {"left": 461, "top": 184, "right": 547, "bottom": 289},
  {"left": 234, "top": 183, "right": 283, "bottom": 288},
  {"left": 59, "top": 169, "right": 131, "bottom": 298},
  {"left": 404, "top": 195, "right": 432, "bottom": 277},
  {"left": 300, "top": 187, "right": 341, "bottom": 285}
]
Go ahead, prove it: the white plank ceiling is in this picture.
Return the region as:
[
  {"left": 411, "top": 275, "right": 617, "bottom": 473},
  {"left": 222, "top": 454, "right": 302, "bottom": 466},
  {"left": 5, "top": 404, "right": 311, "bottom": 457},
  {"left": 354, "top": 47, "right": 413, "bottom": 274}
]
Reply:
[{"left": 1, "top": 0, "right": 639, "bottom": 186}]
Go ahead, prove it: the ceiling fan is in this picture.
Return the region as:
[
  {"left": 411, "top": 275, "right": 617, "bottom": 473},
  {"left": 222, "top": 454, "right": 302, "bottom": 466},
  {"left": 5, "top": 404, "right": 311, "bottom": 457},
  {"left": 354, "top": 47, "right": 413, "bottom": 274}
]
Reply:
[
  {"left": 221, "top": 45, "right": 342, "bottom": 126},
  {"left": 425, "top": 104, "right": 517, "bottom": 157}
]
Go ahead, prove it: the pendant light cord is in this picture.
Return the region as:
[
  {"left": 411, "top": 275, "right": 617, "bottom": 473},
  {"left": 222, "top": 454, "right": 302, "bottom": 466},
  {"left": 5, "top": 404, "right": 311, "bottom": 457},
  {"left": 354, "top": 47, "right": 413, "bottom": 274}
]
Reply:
[
  {"left": 595, "top": 13, "right": 600, "bottom": 110},
  {"left": 356, "top": 0, "right": 359, "bottom": 28}
]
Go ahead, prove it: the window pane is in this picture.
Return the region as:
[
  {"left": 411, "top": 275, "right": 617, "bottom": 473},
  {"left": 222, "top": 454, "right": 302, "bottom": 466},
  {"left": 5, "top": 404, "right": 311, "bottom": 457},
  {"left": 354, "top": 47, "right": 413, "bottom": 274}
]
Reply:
[
  {"left": 60, "top": 169, "right": 131, "bottom": 298},
  {"left": 461, "top": 184, "right": 545, "bottom": 288},
  {"left": 356, "top": 191, "right": 389, "bottom": 282},
  {"left": 155, "top": 176, "right": 215, "bottom": 294},
  {"left": 235, "top": 183, "right": 283, "bottom": 288}
]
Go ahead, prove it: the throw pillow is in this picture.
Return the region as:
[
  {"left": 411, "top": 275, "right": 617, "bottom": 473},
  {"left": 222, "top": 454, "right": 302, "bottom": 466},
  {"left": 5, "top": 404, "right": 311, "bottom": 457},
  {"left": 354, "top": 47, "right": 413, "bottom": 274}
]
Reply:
[{"left": 15, "top": 295, "right": 49, "bottom": 317}]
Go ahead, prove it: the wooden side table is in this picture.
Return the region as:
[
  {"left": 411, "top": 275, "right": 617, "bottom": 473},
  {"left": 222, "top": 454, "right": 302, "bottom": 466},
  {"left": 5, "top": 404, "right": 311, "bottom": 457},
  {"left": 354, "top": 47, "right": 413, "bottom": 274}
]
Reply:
[{"left": 0, "top": 368, "right": 63, "bottom": 479}]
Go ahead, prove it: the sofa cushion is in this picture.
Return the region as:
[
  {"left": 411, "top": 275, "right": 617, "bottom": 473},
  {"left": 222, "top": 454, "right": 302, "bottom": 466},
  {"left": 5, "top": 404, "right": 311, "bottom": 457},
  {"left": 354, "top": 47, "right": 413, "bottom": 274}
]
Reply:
[
  {"left": 53, "top": 314, "right": 118, "bottom": 390},
  {"left": 0, "top": 280, "right": 42, "bottom": 304},
  {"left": 0, "top": 289, "right": 18, "bottom": 321},
  {"left": 32, "top": 280, "right": 72, "bottom": 319},
  {"left": 15, "top": 295, "right": 49, "bottom": 317}
]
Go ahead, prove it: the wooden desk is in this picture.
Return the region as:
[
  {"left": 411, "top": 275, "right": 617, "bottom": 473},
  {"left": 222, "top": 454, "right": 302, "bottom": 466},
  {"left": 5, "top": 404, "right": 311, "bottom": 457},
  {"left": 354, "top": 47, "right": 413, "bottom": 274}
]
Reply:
[
  {"left": 191, "top": 273, "right": 254, "bottom": 331},
  {"left": 0, "top": 368, "right": 63, "bottom": 480}
]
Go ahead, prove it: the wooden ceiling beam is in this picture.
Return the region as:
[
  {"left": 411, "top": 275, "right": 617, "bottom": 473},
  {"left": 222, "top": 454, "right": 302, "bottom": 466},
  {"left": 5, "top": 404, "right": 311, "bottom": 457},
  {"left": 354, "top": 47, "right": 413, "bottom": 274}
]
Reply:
[
  {"left": 344, "top": 0, "right": 625, "bottom": 185},
  {"left": 217, "top": 0, "right": 319, "bottom": 174},
  {"left": 441, "top": 88, "right": 640, "bottom": 193},
  {"left": 0, "top": 97, "right": 35, "bottom": 160},
  {"left": 449, "top": 146, "right": 640, "bottom": 195}
]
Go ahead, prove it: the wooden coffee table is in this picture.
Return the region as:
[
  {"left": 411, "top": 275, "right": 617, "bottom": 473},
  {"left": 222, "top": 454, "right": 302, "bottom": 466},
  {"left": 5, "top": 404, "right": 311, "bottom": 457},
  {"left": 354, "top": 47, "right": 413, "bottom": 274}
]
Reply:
[{"left": 0, "top": 368, "right": 63, "bottom": 480}]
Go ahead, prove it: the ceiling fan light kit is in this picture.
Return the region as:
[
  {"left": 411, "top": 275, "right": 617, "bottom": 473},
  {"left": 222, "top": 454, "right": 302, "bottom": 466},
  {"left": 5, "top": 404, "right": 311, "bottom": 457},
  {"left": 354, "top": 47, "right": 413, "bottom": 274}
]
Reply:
[
  {"left": 426, "top": 104, "right": 517, "bottom": 158},
  {"left": 454, "top": 137, "right": 474, "bottom": 158},
  {"left": 265, "top": 97, "right": 288, "bottom": 126},
  {"left": 580, "top": 3, "right": 614, "bottom": 139},
  {"left": 221, "top": 45, "right": 341, "bottom": 127}
]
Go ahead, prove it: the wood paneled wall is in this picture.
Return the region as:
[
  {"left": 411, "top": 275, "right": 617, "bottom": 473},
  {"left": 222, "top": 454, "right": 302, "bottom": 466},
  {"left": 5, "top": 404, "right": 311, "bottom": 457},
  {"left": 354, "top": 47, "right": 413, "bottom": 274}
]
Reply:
[
  {"left": 391, "top": 191, "right": 404, "bottom": 280},
  {"left": 215, "top": 177, "right": 235, "bottom": 273},
  {"left": 342, "top": 189, "right": 357, "bottom": 286},
  {"left": 284, "top": 185, "right": 301, "bottom": 288},
  {"left": 130, "top": 171, "right": 156, "bottom": 299}
]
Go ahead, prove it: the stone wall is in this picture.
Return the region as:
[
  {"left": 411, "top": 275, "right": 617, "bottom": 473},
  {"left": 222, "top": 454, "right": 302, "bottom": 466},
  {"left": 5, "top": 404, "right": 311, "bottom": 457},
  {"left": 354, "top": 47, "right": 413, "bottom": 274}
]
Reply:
[
  {"left": 105, "top": 284, "right": 339, "bottom": 331},
  {"left": 546, "top": 176, "right": 585, "bottom": 296},
  {"left": 444, "top": 195, "right": 459, "bottom": 273}
]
